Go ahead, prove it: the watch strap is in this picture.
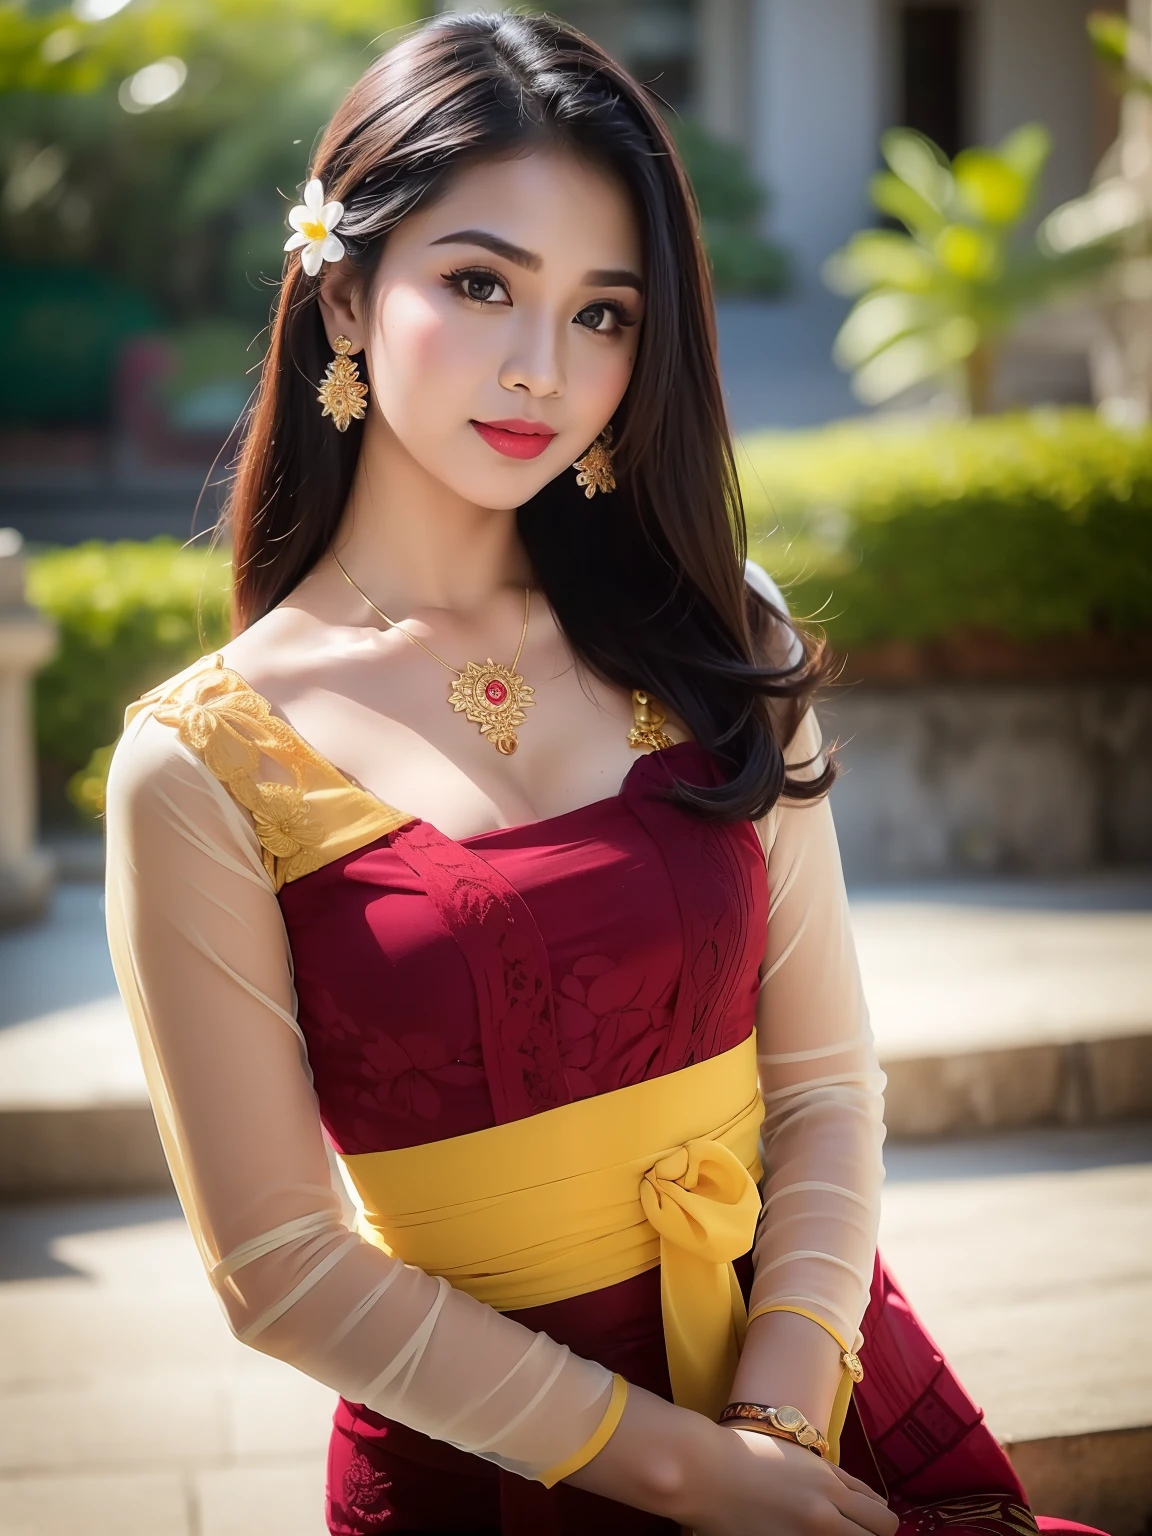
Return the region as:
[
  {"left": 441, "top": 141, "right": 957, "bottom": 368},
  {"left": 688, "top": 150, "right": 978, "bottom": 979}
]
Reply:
[{"left": 717, "top": 1402, "right": 830, "bottom": 1458}]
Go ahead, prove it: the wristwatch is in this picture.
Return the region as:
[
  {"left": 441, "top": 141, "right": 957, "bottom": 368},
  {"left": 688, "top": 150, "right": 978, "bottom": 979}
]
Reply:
[{"left": 717, "top": 1402, "right": 830, "bottom": 1458}]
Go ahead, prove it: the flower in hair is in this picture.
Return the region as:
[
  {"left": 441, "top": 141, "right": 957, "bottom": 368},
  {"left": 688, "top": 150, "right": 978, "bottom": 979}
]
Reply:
[{"left": 284, "top": 178, "right": 345, "bottom": 276}]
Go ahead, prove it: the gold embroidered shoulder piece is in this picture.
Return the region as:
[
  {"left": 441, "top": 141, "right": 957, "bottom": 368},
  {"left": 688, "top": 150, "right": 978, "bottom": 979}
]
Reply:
[{"left": 140, "top": 654, "right": 412, "bottom": 890}]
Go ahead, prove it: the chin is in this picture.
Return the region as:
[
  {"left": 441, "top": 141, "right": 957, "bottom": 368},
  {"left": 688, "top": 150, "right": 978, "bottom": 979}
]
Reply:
[
  {"left": 468, "top": 480, "right": 548, "bottom": 513},
  {"left": 447, "top": 453, "right": 565, "bottom": 511}
]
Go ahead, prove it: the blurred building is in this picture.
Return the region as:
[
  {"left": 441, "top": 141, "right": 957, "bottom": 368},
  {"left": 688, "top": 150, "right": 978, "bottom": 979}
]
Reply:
[{"left": 487, "top": 0, "right": 1119, "bottom": 287}]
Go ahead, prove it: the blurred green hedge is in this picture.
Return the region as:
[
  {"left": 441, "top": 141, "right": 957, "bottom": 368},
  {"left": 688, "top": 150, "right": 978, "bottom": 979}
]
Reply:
[
  {"left": 740, "top": 410, "right": 1152, "bottom": 646},
  {"left": 28, "top": 539, "right": 230, "bottom": 819}
]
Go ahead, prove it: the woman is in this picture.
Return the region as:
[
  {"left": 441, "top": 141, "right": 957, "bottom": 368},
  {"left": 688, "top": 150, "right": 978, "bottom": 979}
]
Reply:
[{"left": 104, "top": 14, "right": 1097, "bottom": 1536}]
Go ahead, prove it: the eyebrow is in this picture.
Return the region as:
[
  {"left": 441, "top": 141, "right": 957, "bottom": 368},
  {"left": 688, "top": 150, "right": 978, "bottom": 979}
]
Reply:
[
  {"left": 585, "top": 267, "right": 645, "bottom": 293},
  {"left": 430, "top": 229, "right": 644, "bottom": 292},
  {"left": 431, "top": 229, "right": 541, "bottom": 270}
]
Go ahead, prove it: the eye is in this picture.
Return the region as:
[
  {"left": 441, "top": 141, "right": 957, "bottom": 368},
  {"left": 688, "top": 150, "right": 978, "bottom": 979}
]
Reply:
[
  {"left": 574, "top": 301, "right": 635, "bottom": 336},
  {"left": 444, "top": 266, "right": 511, "bottom": 307}
]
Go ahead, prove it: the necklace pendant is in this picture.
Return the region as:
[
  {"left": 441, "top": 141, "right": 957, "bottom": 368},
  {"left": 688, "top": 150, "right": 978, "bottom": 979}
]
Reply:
[{"left": 448, "top": 659, "right": 535, "bottom": 755}]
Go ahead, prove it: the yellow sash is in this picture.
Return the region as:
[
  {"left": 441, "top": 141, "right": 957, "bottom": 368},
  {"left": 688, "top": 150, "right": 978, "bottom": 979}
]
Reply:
[{"left": 340, "top": 1033, "right": 764, "bottom": 1424}]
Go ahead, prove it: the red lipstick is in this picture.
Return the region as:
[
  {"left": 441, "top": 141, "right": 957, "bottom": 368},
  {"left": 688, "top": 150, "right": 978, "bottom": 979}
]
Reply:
[{"left": 471, "top": 418, "right": 558, "bottom": 460}]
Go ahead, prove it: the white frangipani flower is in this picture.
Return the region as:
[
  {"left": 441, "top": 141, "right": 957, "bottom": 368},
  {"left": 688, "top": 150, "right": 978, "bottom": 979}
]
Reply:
[{"left": 284, "top": 178, "right": 345, "bottom": 277}]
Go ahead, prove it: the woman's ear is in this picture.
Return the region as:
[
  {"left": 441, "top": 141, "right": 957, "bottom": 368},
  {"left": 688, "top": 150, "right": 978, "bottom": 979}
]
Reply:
[{"left": 317, "top": 262, "right": 366, "bottom": 354}]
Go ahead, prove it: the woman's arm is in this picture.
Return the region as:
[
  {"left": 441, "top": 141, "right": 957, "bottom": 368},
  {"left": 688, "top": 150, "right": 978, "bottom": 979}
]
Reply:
[
  {"left": 735, "top": 706, "right": 887, "bottom": 1436},
  {"left": 104, "top": 707, "right": 621, "bottom": 1484}
]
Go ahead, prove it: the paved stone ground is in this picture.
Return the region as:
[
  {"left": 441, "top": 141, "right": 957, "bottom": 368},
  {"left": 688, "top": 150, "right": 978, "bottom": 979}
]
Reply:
[
  {"left": 1, "top": 1122, "right": 1148, "bottom": 1535},
  {"left": 0, "top": 1190, "right": 331, "bottom": 1534},
  {"left": 0, "top": 884, "right": 139, "bottom": 1110},
  {"left": 882, "top": 1123, "right": 1152, "bottom": 1445},
  {"left": 849, "top": 878, "right": 1152, "bottom": 1058}
]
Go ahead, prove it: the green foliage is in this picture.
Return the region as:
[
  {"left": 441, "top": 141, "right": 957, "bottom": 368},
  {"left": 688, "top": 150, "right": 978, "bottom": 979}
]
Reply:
[
  {"left": 740, "top": 410, "right": 1152, "bottom": 647},
  {"left": 1038, "top": 14, "right": 1152, "bottom": 265},
  {"left": 1087, "top": 11, "right": 1131, "bottom": 73},
  {"left": 27, "top": 539, "right": 231, "bottom": 817},
  {"left": 703, "top": 225, "right": 790, "bottom": 297},
  {"left": 1087, "top": 10, "right": 1152, "bottom": 97},
  {"left": 825, "top": 126, "right": 1113, "bottom": 410},
  {"left": 673, "top": 119, "right": 789, "bottom": 296},
  {"left": 0, "top": 262, "right": 158, "bottom": 423},
  {"left": 0, "top": 0, "right": 425, "bottom": 327}
]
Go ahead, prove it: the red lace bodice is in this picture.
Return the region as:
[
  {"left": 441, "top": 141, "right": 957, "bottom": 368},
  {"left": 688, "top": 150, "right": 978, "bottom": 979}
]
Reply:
[{"left": 277, "top": 740, "right": 769, "bottom": 1154}]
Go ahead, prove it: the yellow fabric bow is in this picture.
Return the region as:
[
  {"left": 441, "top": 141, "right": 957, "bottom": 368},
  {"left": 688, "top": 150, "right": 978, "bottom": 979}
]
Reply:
[{"left": 641, "top": 1137, "right": 763, "bottom": 1417}]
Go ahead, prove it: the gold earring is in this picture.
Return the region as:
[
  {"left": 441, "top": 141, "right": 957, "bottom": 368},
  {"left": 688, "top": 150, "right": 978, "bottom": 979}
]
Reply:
[
  {"left": 628, "top": 689, "right": 674, "bottom": 751},
  {"left": 317, "top": 335, "right": 368, "bottom": 432},
  {"left": 573, "top": 426, "right": 615, "bottom": 497}
]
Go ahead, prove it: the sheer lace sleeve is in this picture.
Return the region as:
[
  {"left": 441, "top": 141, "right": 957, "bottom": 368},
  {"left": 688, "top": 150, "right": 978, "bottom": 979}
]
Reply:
[
  {"left": 747, "top": 707, "right": 886, "bottom": 1350},
  {"left": 103, "top": 702, "right": 622, "bottom": 1485}
]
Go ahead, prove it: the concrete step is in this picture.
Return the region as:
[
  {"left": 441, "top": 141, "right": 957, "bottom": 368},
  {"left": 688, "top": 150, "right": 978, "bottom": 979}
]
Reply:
[
  {"left": 852, "top": 880, "right": 1152, "bottom": 1137},
  {"left": 2, "top": 880, "right": 1151, "bottom": 1198},
  {"left": 1, "top": 1123, "right": 1148, "bottom": 1535},
  {"left": 881, "top": 1124, "right": 1152, "bottom": 1535}
]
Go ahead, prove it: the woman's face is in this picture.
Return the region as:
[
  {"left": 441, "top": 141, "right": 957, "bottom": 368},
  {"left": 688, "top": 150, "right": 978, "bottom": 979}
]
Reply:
[{"left": 334, "top": 147, "right": 645, "bottom": 508}]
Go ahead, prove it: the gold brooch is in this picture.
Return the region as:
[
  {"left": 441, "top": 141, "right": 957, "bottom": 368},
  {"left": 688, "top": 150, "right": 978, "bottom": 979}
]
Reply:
[{"left": 447, "top": 660, "right": 535, "bottom": 756}]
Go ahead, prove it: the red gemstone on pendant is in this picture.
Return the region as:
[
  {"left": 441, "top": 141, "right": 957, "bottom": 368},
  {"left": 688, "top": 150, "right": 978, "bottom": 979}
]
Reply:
[{"left": 485, "top": 678, "right": 508, "bottom": 705}]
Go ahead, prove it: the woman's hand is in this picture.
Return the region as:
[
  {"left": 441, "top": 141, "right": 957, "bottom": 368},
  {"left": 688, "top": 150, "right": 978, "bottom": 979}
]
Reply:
[
  {"left": 566, "top": 1384, "right": 899, "bottom": 1536},
  {"left": 680, "top": 1427, "right": 899, "bottom": 1536}
]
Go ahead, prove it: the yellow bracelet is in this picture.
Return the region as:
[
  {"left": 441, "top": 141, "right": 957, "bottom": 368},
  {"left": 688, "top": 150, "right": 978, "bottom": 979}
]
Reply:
[
  {"left": 538, "top": 1373, "right": 628, "bottom": 1488},
  {"left": 745, "top": 1303, "right": 864, "bottom": 1383}
]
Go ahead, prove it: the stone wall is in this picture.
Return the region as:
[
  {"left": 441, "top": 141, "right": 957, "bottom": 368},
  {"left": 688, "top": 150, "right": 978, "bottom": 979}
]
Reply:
[{"left": 819, "top": 685, "right": 1152, "bottom": 880}]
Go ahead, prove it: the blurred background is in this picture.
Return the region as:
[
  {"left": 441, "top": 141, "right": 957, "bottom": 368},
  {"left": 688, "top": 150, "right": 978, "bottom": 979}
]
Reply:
[{"left": 1, "top": 3, "right": 1150, "bottom": 1534}]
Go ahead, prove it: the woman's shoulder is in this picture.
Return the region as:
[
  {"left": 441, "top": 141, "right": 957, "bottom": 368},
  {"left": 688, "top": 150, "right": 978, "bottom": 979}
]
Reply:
[
  {"left": 743, "top": 557, "right": 789, "bottom": 617},
  {"left": 744, "top": 558, "right": 803, "bottom": 668},
  {"left": 105, "top": 669, "right": 283, "bottom": 892},
  {"left": 108, "top": 607, "right": 307, "bottom": 815},
  {"left": 121, "top": 603, "right": 327, "bottom": 740},
  {"left": 115, "top": 632, "right": 316, "bottom": 801},
  {"left": 105, "top": 670, "right": 228, "bottom": 838},
  {"left": 106, "top": 644, "right": 290, "bottom": 877},
  {"left": 215, "top": 601, "right": 337, "bottom": 697},
  {"left": 109, "top": 605, "right": 411, "bottom": 889},
  {"left": 741, "top": 560, "right": 825, "bottom": 790}
]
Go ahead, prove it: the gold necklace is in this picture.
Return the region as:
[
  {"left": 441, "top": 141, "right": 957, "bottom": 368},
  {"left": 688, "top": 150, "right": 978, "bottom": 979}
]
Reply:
[{"left": 331, "top": 550, "right": 535, "bottom": 756}]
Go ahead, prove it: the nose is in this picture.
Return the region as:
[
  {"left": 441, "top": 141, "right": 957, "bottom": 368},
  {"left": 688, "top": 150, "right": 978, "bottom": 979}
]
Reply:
[{"left": 497, "top": 310, "right": 565, "bottom": 398}]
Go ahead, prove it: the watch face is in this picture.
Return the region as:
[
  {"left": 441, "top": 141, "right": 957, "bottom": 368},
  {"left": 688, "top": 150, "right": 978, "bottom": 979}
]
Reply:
[{"left": 773, "top": 1406, "right": 804, "bottom": 1431}]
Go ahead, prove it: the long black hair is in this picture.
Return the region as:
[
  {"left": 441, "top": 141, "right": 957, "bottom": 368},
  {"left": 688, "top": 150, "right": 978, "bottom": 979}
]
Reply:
[{"left": 226, "top": 11, "right": 834, "bottom": 820}]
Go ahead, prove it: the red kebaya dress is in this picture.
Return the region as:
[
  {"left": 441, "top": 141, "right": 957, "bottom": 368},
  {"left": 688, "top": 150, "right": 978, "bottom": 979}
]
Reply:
[
  {"left": 104, "top": 656, "right": 1104, "bottom": 1536},
  {"left": 281, "top": 738, "right": 764, "bottom": 1531}
]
